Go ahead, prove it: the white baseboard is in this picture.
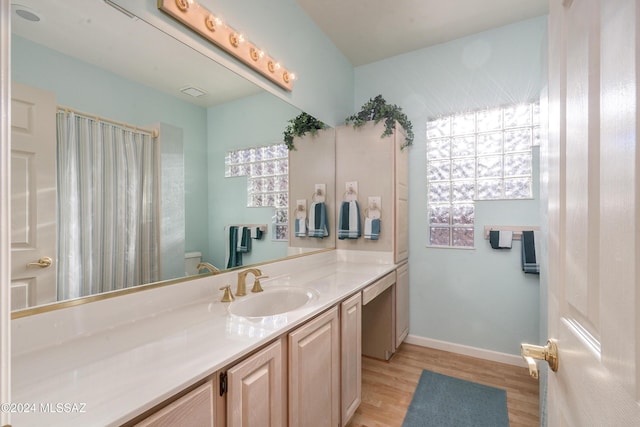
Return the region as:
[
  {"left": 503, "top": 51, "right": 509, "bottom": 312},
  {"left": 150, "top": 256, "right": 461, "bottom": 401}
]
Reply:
[{"left": 404, "top": 334, "right": 526, "bottom": 368}]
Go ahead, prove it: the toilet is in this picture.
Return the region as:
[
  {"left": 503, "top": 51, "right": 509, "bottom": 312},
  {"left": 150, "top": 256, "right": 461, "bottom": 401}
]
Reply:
[{"left": 184, "top": 251, "right": 202, "bottom": 276}]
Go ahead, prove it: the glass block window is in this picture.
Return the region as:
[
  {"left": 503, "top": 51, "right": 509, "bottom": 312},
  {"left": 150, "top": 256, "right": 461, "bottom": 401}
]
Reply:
[
  {"left": 225, "top": 143, "right": 289, "bottom": 240},
  {"left": 426, "top": 101, "right": 539, "bottom": 248}
]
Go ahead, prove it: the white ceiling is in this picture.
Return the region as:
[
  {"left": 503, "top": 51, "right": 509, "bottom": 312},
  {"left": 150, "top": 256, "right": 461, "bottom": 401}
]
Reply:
[
  {"left": 297, "top": 0, "right": 549, "bottom": 66},
  {"left": 10, "top": 0, "right": 549, "bottom": 107}
]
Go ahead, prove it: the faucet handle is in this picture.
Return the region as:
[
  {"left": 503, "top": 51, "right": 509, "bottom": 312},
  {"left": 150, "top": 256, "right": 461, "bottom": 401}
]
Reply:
[
  {"left": 251, "top": 275, "right": 269, "bottom": 293},
  {"left": 219, "top": 285, "right": 235, "bottom": 302}
]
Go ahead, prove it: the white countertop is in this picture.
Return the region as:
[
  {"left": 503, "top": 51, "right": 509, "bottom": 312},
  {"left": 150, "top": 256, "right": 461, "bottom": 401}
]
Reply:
[{"left": 11, "top": 252, "right": 397, "bottom": 426}]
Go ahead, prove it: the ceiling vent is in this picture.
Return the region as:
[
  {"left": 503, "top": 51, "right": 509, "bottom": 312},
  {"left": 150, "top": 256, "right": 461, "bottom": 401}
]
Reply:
[{"left": 180, "top": 86, "right": 207, "bottom": 98}]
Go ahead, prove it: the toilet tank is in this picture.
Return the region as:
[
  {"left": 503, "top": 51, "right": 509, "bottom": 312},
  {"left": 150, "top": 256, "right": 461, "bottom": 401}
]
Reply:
[{"left": 184, "top": 251, "right": 202, "bottom": 276}]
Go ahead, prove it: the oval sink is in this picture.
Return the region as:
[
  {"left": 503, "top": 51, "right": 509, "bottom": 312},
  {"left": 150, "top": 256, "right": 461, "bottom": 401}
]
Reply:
[{"left": 228, "top": 286, "right": 318, "bottom": 318}]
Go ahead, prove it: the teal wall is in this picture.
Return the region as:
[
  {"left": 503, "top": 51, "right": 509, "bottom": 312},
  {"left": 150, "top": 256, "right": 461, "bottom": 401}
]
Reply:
[
  {"left": 206, "top": 92, "right": 300, "bottom": 268},
  {"left": 12, "top": 36, "right": 211, "bottom": 264},
  {"left": 354, "top": 16, "right": 548, "bottom": 355}
]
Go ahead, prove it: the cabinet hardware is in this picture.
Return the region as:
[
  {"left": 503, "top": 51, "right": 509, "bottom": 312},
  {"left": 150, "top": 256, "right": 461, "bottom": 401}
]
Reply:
[{"left": 219, "top": 372, "right": 228, "bottom": 396}]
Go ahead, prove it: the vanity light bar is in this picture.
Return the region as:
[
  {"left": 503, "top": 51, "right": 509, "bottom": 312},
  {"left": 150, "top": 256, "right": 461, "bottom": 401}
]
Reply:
[{"left": 158, "top": 0, "right": 296, "bottom": 91}]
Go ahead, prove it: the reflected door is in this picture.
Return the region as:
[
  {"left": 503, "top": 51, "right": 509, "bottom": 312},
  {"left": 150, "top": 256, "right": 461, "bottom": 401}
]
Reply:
[{"left": 11, "top": 82, "right": 57, "bottom": 310}]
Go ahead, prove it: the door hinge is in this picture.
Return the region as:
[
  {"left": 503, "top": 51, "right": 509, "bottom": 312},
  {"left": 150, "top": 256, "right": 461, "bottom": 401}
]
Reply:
[{"left": 219, "top": 372, "right": 227, "bottom": 396}]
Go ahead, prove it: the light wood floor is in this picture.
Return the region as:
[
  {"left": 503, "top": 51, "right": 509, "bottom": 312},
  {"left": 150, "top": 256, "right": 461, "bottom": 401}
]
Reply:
[{"left": 346, "top": 343, "right": 539, "bottom": 427}]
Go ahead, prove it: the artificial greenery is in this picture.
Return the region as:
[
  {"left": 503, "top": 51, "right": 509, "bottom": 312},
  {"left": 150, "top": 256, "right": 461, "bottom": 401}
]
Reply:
[
  {"left": 345, "top": 95, "right": 414, "bottom": 150},
  {"left": 283, "top": 112, "right": 328, "bottom": 151}
]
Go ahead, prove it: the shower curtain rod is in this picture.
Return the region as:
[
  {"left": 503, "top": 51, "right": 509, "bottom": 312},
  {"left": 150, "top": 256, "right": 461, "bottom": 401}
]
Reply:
[{"left": 57, "top": 105, "right": 159, "bottom": 138}]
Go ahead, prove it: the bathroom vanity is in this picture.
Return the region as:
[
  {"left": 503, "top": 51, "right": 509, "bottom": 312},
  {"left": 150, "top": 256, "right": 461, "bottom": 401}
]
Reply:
[{"left": 11, "top": 251, "right": 409, "bottom": 427}]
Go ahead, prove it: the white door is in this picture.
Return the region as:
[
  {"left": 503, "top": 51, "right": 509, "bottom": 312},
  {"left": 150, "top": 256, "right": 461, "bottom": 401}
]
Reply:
[
  {"left": 545, "top": 0, "right": 640, "bottom": 424},
  {"left": 11, "top": 82, "right": 57, "bottom": 310}
]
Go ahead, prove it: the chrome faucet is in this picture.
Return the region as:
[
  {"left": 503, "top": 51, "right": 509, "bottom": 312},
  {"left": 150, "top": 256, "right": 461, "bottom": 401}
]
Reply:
[
  {"left": 236, "top": 268, "right": 269, "bottom": 296},
  {"left": 197, "top": 262, "right": 221, "bottom": 274}
]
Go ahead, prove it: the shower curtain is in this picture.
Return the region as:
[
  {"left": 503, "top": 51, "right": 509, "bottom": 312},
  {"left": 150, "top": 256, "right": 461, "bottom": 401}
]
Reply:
[{"left": 56, "top": 110, "right": 159, "bottom": 300}]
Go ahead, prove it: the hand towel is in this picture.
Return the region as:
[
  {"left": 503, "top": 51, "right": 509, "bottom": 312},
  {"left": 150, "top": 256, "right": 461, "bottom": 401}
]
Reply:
[
  {"left": 308, "top": 202, "right": 329, "bottom": 238},
  {"left": 338, "top": 200, "right": 361, "bottom": 239},
  {"left": 364, "top": 218, "right": 381, "bottom": 240},
  {"left": 295, "top": 218, "right": 307, "bottom": 237},
  {"left": 225, "top": 226, "right": 243, "bottom": 268},
  {"left": 237, "top": 226, "right": 251, "bottom": 253},
  {"left": 250, "top": 226, "right": 263, "bottom": 240},
  {"left": 521, "top": 230, "right": 539, "bottom": 274},
  {"left": 489, "top": 230, "right": 513, "bottom": 249}
]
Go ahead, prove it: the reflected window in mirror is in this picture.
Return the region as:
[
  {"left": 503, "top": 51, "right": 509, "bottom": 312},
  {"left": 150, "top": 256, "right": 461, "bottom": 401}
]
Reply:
[{"left": 225, "top": 143, "right": 289, "bottom": 241}]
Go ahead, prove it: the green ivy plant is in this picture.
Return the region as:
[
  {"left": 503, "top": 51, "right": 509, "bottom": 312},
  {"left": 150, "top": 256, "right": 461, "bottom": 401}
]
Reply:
[
  {"left": 283, "top": 112, "right": 327, "bottom": 151},
  {"left": 345, "top": 95, "right": 414, "bottom": 150}
]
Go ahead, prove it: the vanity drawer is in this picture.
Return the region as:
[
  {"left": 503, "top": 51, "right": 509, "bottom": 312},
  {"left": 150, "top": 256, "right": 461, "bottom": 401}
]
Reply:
[{"left": 362, "top": 271, "right": 396, "bottom": 305}]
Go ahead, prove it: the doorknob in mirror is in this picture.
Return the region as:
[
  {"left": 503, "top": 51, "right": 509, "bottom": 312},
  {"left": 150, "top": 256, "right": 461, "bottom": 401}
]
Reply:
[
  {"left": 26, "top": 256, "right": 52, "bottom": 269},
  {"left": 521, "top": 339, "right": 559, "bottom": 379}
]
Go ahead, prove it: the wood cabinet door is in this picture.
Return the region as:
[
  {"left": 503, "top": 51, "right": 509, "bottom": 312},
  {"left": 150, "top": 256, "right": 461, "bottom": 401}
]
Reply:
[
  {"left": 289, "top": 307, "right": 339, "bottom": 427},
  {"left": 227, "top": 340, "right": 284, "bottom": 427},
  {"left": 341, "top": 293, "right": 362, "bottom": 425},
  {"left": 395, "top": 262, "right": 409, "bottom": 349},
  {"left": 135, "top": 381, "right": 215, "bottom": 427}
]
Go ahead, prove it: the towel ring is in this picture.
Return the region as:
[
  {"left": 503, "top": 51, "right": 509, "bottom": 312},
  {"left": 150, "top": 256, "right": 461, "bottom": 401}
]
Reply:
[
  {"left": 311, "top": 189, "right": 325, "bottom": 203},
  {"left": 343, "top": 188, "right": 358, "bottom": 201},
  {"left": 365, "top": 207, "right": 382, "bottom": 220}
]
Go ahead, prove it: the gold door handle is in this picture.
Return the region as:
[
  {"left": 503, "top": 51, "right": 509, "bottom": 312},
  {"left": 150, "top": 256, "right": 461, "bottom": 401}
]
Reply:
[
  {"left": 521, "top": 339, "right": 559, "bottom": 379},
  {"left": 26, "top": 256, "right": 53, "bottom": 269}
]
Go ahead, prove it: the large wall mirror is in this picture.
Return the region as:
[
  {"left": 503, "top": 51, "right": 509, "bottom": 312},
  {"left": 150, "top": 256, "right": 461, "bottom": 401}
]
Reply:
[{"left": 10, "top": 0, "right": 335, "bottom": 315}]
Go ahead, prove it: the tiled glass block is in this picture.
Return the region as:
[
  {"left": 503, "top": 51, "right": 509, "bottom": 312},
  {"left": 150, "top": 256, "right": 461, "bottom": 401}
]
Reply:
[
  {"left": 476, "top": 108, "right": 502, "bottom": 132},
  {"left": 265, "top": 176, "right": 277, "bottom": 192},
  {"left": 249, "top": 147, "right": 261, "bottom": 162},
  {"left": 262, "top": 160, "right": 276, "bottom": 176},
  {"left": 452, "top": 204, "right": 474, "bottom": 225},
  {"left": 477, "top": 179, "right": 503, "bottom": 199},
  {"left": 239, "top": 149, "right": 251, "bottom": 163},
  {"left": 451, "top": 158, "right": 475, "bottom": 180},
  {"left": 504, "top": 153, "right": 532, "bottom": 176},
  {"left": 275, "top": 208, "right": 288, "bottom": 224},
  {"left": 504, "top": 178, "right": 532, "bottom": 199},
  {"left": 261, "top": 145, "right": 275, "bottom": 160},
  {"left": 427, "top": 117, "right": 450, "bottom": 139},
  {"left": 532, "top": 126, "right": 541, "bottom": 147},
  {"left": 228, "top": 150, "right": 240, "bottom": 164},
  {"left": 429, "top": 205, "right": 450, "bottom": 226},
  {"left": 275, "top": 176, "right": 288, "bottom": 191},
  {"left": 452, "top": 112, "right": 475, "bottom": 135},
  {"left": 429, "top": 227, "right": 450, "bottom": 246},
  {"left": 427, "top": 138, "right": 450, "bottom": 160},
  {"left": 428, "top": 160, "right": 450, "bottom": 182},
  {"left": 451, "top": 135, "right": 475, "bottom": 158},
  {"left": 251, "top": 162, "right": 263, "bottom": 177},
  {"left": 504, "top": 104, "right": 532, "bottom": 128},
  {"left": 248, "top": 177, "right": 263, "bottom": 193},
  {"left": 238, "top": 164, "right": 251, "bottom": 176},
  {"left": 477, "top": 132, "right": 503, "bottom": 155},
  {"left": 275, "top": 144, "right": 288, "bottom": 159},
  {"left": 477, "top": 155, "right": 502, "bottom": 178},
  {"left": 276, "top": 159, "right": 288, "bottom": 175},
  {"left": 275, "top": 192, "right": 288, "bottom": 208},
  {"left": 452, "top": 227, "right": 474, "bottom": 247},
  {"left": 226, "top": 164, "right": 241, "bottom": 177},
  {"left": 263, "top": 193, "right": 276, "bottom": 207},
  {"left": 452, "top": 181, "right": 474, "bottom": 202},
  {"left": 249, "top": 193, "right": 264, "bottom": 207},
  {"left": 504, "top": 128, "right": 532, "bottom": 152},
  {"left": 273, "top": 224, "right": 288, "bottom": 241},
  {"left": 429, "top": 183, "right": 451, "bottom": 203}
]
